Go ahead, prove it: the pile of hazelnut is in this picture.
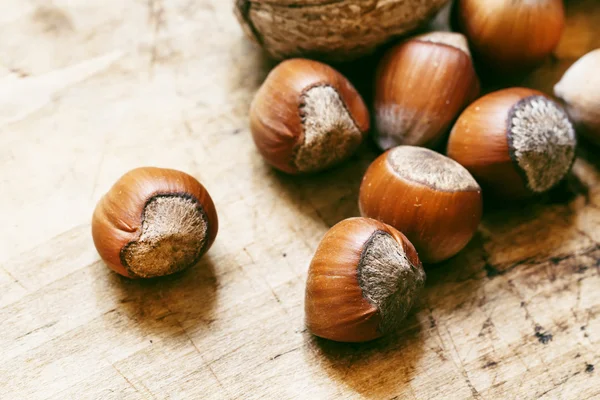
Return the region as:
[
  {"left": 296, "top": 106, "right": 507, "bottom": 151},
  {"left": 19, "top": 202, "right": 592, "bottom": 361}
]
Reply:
[{"left": 91, "top": 0, "right": 600, "bottom": 344}]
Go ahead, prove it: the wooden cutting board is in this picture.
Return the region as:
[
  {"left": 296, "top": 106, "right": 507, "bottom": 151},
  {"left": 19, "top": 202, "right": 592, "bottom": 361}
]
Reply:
[{"left": 1, "top": 1, "right": 599, "bottom": 398}]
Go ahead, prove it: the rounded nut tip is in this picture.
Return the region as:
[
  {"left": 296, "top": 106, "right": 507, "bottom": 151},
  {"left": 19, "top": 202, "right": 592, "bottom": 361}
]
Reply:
[
  {"left": 374, "top": 32, "right": 479, "bottom": 149},
  {"left": 305, "top": 217, "right": 425, "bottom": 343},
  {"left": 359, "top": 146, "right": 482, "bottom": 263},
  {"left": 447, "top": 88, "right": 576, "bottom": 198},
  {"left": 250, "top": 59, "right": 369, "bottom": 174},
  {"left": 91, "top": 167, "right": 218, "bottom": 279}
]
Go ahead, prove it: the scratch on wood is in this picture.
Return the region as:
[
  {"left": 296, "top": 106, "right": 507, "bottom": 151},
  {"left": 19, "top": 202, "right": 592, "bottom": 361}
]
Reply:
[
  {"left": 166, "top": 304, "right": 232, "bottom": 396},
  {"left": 444, "top": 326, "right": 481, "bottom": 399},
  {"left": 185, "top": 329, "right": 229, "bottom": 394},
  {"left": 111, "top": 364, "right": 143, "bottom": 397},
  {"left": 208, "top": 343, "right": 247, "bottom": 366},
  {"left": 206, "top": 362, "right": 229, "bottom": 396},
  {"left": 537, "top": 370, "right": 581, "bottom": 398},
  {"left": 16, "top": 321, "right": 57, "bottom": 339},
  {"left": 1, "top": 266, "right": 27, "bottom": 291},
  {"left": 266, "top": 282, "right": 286, "bottom": 312},
  {"left": 242, "top": 248, "right": 255, "bottom": 265},
  {"left": 270, "top": 346, "right": 301, "bottom": 361}
]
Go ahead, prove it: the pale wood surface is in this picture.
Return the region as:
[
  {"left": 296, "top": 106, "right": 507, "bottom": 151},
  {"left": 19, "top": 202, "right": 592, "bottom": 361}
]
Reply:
[{"left": 1, "top": 1, "right": 599, "bottom": 399}]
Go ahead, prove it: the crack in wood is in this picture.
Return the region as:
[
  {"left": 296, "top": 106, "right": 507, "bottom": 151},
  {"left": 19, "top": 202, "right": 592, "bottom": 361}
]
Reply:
[{"left": 16, "top": 321, "right": 57, "bottom": 339}]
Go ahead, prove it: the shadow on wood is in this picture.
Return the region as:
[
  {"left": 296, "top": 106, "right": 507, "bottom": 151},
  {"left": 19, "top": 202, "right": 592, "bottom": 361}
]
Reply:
[
  {"left": 95, "top": 255, "right": 218, "bottom": 337},
  {"left": 306, "top": 312, "right": 425, "bottom": 399},
  {"left": 268, "top": 141, "right": 381, "bottom": 229}
]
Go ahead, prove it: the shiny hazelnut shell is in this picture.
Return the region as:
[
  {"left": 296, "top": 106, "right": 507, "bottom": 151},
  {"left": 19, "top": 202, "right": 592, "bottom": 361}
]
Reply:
[
  {"left": 454, "top": 0, "right": 565, "bottom": 73},
  {"left": 359, "top": 148, "right": 482, "bottom": 264},
  {"left": 249, "top": 58, "right": 370, "bottom": 174},
  {"left": 305, "top": 217, "right": 422, "bottom": 343},
  {"left": 91, "top": 167, "right": 218, "bottom": 279},
  {"left": 374, "top": 33, "right": 480, "bottom": 149},
  {"left": 446, "top": 88, "right": 576, "bottom": 199}
]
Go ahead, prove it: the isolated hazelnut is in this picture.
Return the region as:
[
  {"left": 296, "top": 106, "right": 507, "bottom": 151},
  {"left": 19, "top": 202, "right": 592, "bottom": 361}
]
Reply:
[
  {"left": 374, "top": 32, "right": 480, "bottom": 150},
  {"left": 305, "top": 217, "right": 425, "bottom": 343},
  {"left": 554, "top": 49, "right": 600, "bottom": 144},
  {"left": 359, "top": 146, "right": 482, "bottom": 264},
  {"left": 454, "top": 0, "right": 565, "bottom": 73},
  {"left": 250, "top": 58, "right": 370, "bottom": 174},
  {"left": 447, "top": 88, "right": 576, "bottom": 199},
  {"left": 92, "top": 167, "right": 218, "bottom": 279},
  {"left": 234, "top": 0, "right": 450, "bottom": 62}
]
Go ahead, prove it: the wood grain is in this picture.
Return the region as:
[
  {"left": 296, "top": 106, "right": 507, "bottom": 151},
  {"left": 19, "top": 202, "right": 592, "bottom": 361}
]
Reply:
[{"left": 0, "top": 0, "right": 598, "bottom": 398}]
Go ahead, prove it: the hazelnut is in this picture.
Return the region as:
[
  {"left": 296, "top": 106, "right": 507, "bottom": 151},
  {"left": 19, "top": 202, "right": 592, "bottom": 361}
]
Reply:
[
  {"left": 234, "top": 0, "right": 450, "bottom": 62},
  {"left": 359, "top": 146, "right": 482, "bottom": 264},
  {"left": 447, "top": 87, "right": 577, "bottom": 199},
  {"left": 92, "top": 167, "right": 218, "bottom": 279},
  {"left": 250, "top": 58, "right": 370, "bottom": 174},
  {"left": 554, "top": 49, "right": 600, "bottom": 144},
  {"left": 374, "top": 32, "right": 480, "bottom": 150},
  {"left": 454, "top": 0, "right": 565, "bottom": 73},
  {"left": 305, "top": 217, "right": 425, "bottom": 343}
]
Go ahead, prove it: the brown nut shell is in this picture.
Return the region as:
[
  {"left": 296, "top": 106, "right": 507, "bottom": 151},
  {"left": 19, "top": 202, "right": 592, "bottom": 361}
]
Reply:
[
  {"left": 447, "top": 88, "right": 576, "bottom": 199},
  {"left": 359, "top": 146, "right": 482, "bottom": 264},
  {"left": 91, "top": 167, "right": 218, "bottom": 279},
  {"left": 250, "top": 58, "right": 370, "bottom": 174},
  {"left": 374, "top": 32, "right": 480, "bottom": 150},
  {"left": 454, "top": 0, "right": 565, "bottom": 73},
  {"left": 305, "top": 217, "right": 424, "bottom": 343}
]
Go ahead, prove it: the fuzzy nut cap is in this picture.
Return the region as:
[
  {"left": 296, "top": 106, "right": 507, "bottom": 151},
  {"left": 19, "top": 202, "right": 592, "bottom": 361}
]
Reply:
[
  {"left": 250, "top": 59, "right": 369, "bottom": 174},
  {"left": 359, "top": 146, "right": 482, "bottom": 264},
  {"left": 447, "top": 88, "right": 576, "bottom": 199},
  {"left": 235, "top": 0, "right": 450, "bottom": 62},
  {"left": 91, "top": 167, "right": 218, "bottom": 279},
  {"left": 374, "top": 32, "right": 480, "bottom": 150},
  {"left": 305, "top": 217, "right": 425, "bottom": 343}
]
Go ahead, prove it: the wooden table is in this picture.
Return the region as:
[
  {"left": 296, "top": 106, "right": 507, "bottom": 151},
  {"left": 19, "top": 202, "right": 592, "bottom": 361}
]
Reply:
[{"left": 1, "top": 1, "right": 599, "bottom": 398}]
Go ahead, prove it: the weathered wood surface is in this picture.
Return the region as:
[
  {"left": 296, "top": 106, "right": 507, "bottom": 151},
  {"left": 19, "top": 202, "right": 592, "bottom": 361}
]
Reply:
[{"left": 0, "top": 1, "right": 599, "bottom": 399}]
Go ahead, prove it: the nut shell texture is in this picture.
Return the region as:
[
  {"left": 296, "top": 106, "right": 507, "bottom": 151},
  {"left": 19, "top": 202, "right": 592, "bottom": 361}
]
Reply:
[
  {"left": 447, "top": 88, "right": 576, "bottom": 198},
  {"left": 91, "top": 167, "right": 218, "bottom": 278},
  {"left": 250, "top": 59, "right": 369, "bottom": 174},
  {"left": 305, "top": 218, "right": 424, "bottom": 343},
  {"left": 235, "top": 0, "right": 450, "bottom": 62},
  {"left": 359, "top": 146, "right": 482, "bottom": 263},
  {"left": 374, "top": 32, "right": 480, "bottom": 149}
]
